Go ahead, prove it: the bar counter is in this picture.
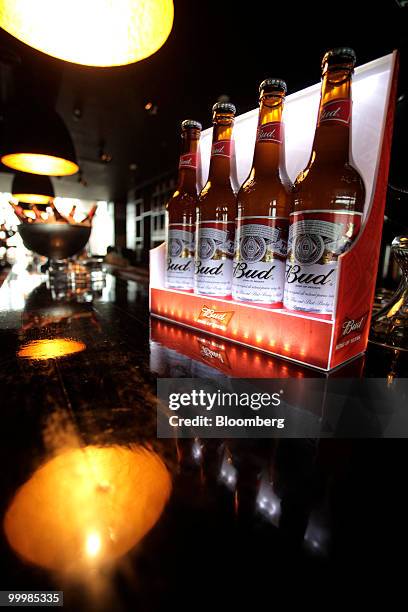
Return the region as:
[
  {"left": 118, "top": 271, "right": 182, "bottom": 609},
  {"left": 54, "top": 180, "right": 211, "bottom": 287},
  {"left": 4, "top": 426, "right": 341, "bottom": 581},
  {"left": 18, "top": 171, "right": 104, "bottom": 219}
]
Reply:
[{"left": 0, "top": 268, "right": 405, "bottom": 609}]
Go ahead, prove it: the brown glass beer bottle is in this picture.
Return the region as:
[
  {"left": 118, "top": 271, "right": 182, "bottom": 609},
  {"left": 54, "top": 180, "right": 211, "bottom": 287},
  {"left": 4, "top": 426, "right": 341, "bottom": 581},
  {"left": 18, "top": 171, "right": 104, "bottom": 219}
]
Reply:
[
  {"left": 195, "top": 102, "right": 237, "bottom": 296},
  {"left": 232, "top": 79, "right": 292, "bottom": 304},
  {"left": 284, "top": 47, "right": 365, "bottom": 315},
  {"left": 166, "top": 119, "right": 202, "bottom": 290}
]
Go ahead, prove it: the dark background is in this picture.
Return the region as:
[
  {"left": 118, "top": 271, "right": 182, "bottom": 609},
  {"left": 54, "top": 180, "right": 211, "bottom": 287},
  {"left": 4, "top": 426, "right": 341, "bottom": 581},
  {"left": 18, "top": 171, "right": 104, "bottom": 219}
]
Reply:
[{"left": 0, "top": 0, "right": 406, "bottom": 202}]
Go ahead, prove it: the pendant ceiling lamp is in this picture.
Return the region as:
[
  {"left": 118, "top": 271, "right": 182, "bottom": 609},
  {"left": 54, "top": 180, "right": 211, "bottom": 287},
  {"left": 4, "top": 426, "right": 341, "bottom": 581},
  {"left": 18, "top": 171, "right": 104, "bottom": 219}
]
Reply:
[
  {"left": 0, "top": 0, "right": 174, "bottom": 68},
  {"left": 12, "top": 172, "right": 55, "bottom": 205},
  {"left": 1, "top": 103, "right": 78, "bottom": 176}
]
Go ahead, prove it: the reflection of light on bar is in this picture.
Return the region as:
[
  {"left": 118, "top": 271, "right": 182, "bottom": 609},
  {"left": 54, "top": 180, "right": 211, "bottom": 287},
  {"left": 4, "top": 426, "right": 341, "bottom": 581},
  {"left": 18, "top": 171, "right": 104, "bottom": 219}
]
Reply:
[
  {"left": 244, "top": 332, "right": 249, "bottom": 339},
  {"left": 232, "top": 328, "right": 238, "bottom": 336},
  {"left": 85, "top": 532, "right": 102, "bottom": 558},
  {"left": 269, "top": 339, "right": 276, "bottom": 347},
  {"left": 3, "top": 446, "right": 172, "bottom": 572},
  {"left": 18, "top": 338, "right": 86, "bottom": 360},
  {"left": 283, "top": 343, "right": 291, "bottom": 352},
  {"left": 256, "top": 335, "right": 263, "bottom": 343}
]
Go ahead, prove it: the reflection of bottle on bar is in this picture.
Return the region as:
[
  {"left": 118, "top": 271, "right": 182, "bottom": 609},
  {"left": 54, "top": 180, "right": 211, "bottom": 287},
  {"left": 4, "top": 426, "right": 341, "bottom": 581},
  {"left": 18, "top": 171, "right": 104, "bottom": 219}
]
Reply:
[
  {"left": 166, "top": 120, "right": 202, "bottom": 290},
  {"left": 233, "top": 79, "right": 292, "bottom": 305},
  {"left": 284, "top": 48, "right": 365, "bottom": 315},
  {"left": 195, "top": 102, "right": 237, "bottom": 297}
]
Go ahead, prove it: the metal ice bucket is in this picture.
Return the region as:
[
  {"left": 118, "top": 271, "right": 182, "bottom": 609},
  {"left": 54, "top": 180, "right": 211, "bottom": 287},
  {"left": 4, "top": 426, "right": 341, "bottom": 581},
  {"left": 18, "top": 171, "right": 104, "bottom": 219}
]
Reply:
[{"left": 19, "top": 223, "right": 91, "bottom": 260}]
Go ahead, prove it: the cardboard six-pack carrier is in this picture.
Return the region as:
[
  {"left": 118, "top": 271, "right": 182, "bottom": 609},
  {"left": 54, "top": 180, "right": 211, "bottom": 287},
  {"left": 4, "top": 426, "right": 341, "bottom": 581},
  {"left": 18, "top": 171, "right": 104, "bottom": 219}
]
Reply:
[{"left": 150, "top": 52, "right": 399, "bottom": 371}]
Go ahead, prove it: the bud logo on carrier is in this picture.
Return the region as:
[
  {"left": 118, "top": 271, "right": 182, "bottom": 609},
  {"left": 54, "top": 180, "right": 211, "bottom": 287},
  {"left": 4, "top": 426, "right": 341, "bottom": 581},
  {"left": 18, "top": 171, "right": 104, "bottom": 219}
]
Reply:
[
  {"left": 196, "top": 305, "right": 234, "bottom": 330},
  {"left": 319, "top": 99, "right": 351, "bottom": 126},
  {"left": 256, "top": 121, "right": 283, "bottom": 144},
  {"left": 341, "top": 314, "right": 368, "bottom": 337}
]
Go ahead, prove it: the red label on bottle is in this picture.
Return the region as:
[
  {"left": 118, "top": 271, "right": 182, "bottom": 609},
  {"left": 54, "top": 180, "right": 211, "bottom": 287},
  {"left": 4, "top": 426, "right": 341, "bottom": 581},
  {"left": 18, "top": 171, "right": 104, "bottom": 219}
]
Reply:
[
  {"left": 256, "top": 122, "right": 283, "bottom": 144},
  {"left": 211, "top": 140, "right": 233, "bottom": 158},
  {"left": 319, "top": 99, "right": 351, "bottom": 126},
  {"left": 179, "top": 153, "right": 198, "bottom": 169}
]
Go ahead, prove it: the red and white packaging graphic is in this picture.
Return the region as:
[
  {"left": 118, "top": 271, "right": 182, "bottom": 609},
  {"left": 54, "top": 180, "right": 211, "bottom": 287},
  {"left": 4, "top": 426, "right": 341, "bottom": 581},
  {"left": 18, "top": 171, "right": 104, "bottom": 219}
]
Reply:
[
  {"left": 195, "top": 220, "right": 235, "bottom": 296},
  {"left": 166, "top": 223, "right": 195, "bottom": 290},
  {"left": 232, "top": 216, "right": 288, "bottom": 304},
  {"left": 179, "top": 153, "right": 198, "bottom": 170},
  {"left": 256, "top": 121, "right": 284, "bottom": 144},
  {"left": 318, "top": 99, "right": 351, "bottom": 126},
  {"left": 284, "top": 210, "right": 362, "bottom": 314},
  {"left": 211, "top": 140, "right": 233, "bottom": 158}
]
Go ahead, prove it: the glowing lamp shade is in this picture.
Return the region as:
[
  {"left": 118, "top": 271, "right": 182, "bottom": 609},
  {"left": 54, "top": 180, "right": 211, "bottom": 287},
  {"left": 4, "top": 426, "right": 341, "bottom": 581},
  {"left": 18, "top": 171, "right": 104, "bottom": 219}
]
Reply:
[
  {"left": 0, "top": 0, "right": 174, "bottom": 67},
  {"left": 12, "top": 172, "right": 55, "bottom": 205},
  {"left": 0, "top": 103, "right": 78, "bottom": 176}
]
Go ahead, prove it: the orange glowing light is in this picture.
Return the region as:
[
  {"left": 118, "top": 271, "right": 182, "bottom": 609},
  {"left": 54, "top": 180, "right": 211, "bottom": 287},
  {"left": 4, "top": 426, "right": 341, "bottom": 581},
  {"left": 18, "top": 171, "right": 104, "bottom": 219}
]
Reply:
[
  {"left": 256, "top": 335, "right": 263, "bottom": 343},
  {"left": 4, "top": 445, "right": 172, "bottom": 572},
  {"left": 18, "top": 338, "right": 86, "bottom": 360},
  {"left": 1, "top": 153, "right": 78, "bottom": 176},
  {"left": 0, "top": 0, "right": 174, "bottom": 68},
  {"left": 12, "top": 193, "right": 51, "bottom": 205}
]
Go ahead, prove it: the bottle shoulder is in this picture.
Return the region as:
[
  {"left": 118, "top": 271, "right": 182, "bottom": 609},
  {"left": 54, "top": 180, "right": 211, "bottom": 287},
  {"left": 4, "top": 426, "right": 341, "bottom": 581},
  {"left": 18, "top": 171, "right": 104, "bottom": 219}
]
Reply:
[
  {"left": 166, "top": 191, "right": 197, "bottom": 210},
  {"left": 237, "top": 173, "right": 292, "bottom": 217},
  {"left": 294, "top": 160, "right": 366, "bottom": 212},
  {"left": 199, "top": 180, "right": 236, "bottom": 204}
]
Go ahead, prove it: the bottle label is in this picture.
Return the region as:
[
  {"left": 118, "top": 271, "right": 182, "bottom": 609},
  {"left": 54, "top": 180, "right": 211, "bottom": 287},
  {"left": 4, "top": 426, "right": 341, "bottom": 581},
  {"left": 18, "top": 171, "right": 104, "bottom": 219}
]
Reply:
[
  {"left": 283, "top": 210, "right": 362, "bottom": 314},
  {"left": 195, "top": 220, "right": 235, "bottom": 296},
  {"left": 166, "top": 223, "right": 195, "bottom": 290},
  {"left": 179, "top": 153, "right": 198, "bottom": 170},
  {"left": 232, "top": 216, "right": 288, "bottom": 303},
  {"left": 256, "top": 122, "right": 283, "bottom": 144},
  {"left": 318, "top": 98, "right": 351, "bottom": 126},
  {"left": 211, "top": 140, "right": 233, "bottom": 158}
]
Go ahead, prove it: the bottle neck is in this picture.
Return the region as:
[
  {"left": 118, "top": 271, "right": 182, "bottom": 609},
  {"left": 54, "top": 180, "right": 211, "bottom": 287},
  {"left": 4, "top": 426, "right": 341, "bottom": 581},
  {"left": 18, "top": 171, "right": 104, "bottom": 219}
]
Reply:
[
  {"left": 312, "top": 67, "right": 352, "bottom": 163},
  {"left": 208, "top": 119, "right": 234, "bottom": 186},
  {"left": 177, "top": 130, "right": 200, "bottom": 195},
  {"left": 252, "top": 94, "right": 286, "bottom": 176}
]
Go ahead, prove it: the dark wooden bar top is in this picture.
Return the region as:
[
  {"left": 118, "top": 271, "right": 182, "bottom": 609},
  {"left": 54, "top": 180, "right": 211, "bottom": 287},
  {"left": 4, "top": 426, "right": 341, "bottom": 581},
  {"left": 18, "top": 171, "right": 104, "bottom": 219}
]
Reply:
[{"left": 0, "top": 270, "right": 406, "bottom": 610}]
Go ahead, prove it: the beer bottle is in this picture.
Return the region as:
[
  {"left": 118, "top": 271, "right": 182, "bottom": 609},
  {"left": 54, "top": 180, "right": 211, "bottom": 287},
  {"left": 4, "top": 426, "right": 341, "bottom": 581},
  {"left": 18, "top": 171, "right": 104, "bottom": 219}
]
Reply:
[
  {"left": 232, "top": 79, "right": 292, "bottom": 304},
  {"left": 9, "top": 202, "right": 31, "bottom": 223},
  {"left": 195, "top": 102, "right": 237, "bottom": 296},
  {"left": 284, "top": 47, "right": 365, "bottom": 315},
  {"left": 46, "top": 200, "right": 69, "bottom": 223},
  {"left": 166, "top": 119, "right": 202, "bottom": 290},
  {"left": 80, "top": 204, "right": 98, "bottom": 226}
]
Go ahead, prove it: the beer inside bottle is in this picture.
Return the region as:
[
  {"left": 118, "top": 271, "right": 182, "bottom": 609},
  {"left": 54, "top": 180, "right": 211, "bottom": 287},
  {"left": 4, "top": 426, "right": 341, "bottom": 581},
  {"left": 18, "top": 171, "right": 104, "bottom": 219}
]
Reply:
[
  {"left": 284, "top": 47, "right": 365, "bottom": 315},
  {"left": 232, "top": 79, "right": 292, "bottom": 305},
  {"left": 195, "top": 102, "right": 237, "bottom": 297},
  {"left": 166, "top": 119, "right": 202, "bottom": 290}
]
